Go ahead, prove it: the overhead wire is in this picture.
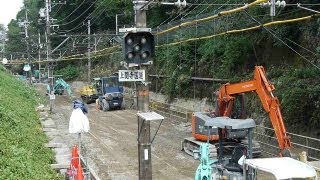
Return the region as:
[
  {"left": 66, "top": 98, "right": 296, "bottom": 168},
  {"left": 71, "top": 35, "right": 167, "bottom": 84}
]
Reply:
[
  {"left": 51, "top": 0, "right": 112, "bottom": 59},
  {"left": 60, "top": 51, "right": 120, "bottom": 61},
  {"left": 64, "top": 2, "right": 117, "bottom": 57},
  {"left": 79, "top": 0, "right": 111, "bottom": 34},
  {"left": 284, "top": 38, "right": 318, "bottom": 56},
  {"left": 54, "top": 0, "right": 87, "bottom": 23},
  {"left": 49, "top": 36, "right": 118, "bottom": 62},
  {"left": 51, "top": 4, "right": 63, "bottom": 17},
  {"left": 156, "top": 0, "right": 269, "bottom": 36},
  {"left": 169, "top": 0, "right": 204, "bottom": 23},
  {"left": 189, "top": 3, "right": 320, "bottom": 6},
  {"left": 154, "top": 0, "right": 201, "bottom": 29},
  {"left": 55, "top": 0, "right": 110, "bottom": 34},
  {"left": 61, "top": 45, "right": 121, "bottom": 61},
  {"left": 155, "top": 0, "right": 249, "bottom": 32},
  {"left": 8, "top": 49, "right": 121, "bottom": 65},
  {"left": 156, "top": 13, "right": 320, "bottom": 48},
  {"left": 22, "top": 1, "right": 319, "bottom": 68},
  {"left": 156, "top": 0, "right": 227, "bottom": 30},
  {"left": 192, "top": 0, "right": 212, "bottom": 100},
  {"left": 54, "top": 1, "right": 101, "bottom": 33},
  {"left": 58, "top": 0, "right": 98, "bottom": 27},
  {"left": 243, "top": 10, "right": 320, "bottom": 70}
]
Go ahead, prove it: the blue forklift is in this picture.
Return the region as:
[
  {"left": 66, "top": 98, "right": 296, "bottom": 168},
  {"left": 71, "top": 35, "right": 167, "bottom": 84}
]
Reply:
[{"left": 94, "top": 76, "right": 125, "bottom": 111}]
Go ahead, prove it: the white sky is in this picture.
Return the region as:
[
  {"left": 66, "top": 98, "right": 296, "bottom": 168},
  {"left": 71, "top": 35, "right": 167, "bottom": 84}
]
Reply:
[{"left": 0, "top": 0, "right": 24, "bottom": 26}]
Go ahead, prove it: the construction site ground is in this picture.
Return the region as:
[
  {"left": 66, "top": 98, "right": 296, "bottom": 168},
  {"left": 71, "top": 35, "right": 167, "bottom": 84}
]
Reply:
[
  {"left": 38, "top": 83, "right": 198, "bottom": 180},
  {"left": 37, "top": 83, "right": 319, "bottom": 180}
]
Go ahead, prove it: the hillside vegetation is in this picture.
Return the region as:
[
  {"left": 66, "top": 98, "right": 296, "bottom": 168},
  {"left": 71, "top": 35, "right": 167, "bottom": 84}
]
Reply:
[{"left": 0, "top": 66, "right": 59, "bottom": 179}]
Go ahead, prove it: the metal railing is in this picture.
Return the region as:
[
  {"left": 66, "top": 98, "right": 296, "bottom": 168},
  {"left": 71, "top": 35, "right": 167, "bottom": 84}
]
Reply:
[
  {"left": 149, "top": 100, "right": 193, "bottom": 123},
  {"left": 254, "top": 125, "right": 320, "bottom": 161}
]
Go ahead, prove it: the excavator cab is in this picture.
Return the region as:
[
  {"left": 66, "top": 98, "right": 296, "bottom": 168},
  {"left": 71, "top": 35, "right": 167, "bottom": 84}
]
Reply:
[
  {"left": 194, "top": 117, "right": 317, "bottom": 180},
  {"left": 46, "top": 76, "right": 72, "bottom": 96},
  {"left": 194, "top": 117, "right": 256, "bottom": 180}
]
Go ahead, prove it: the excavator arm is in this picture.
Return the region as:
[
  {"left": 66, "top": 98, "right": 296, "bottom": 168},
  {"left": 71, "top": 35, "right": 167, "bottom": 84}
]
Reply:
[{"left": 215, "top": 66, "right": 291, "bottom": 156}]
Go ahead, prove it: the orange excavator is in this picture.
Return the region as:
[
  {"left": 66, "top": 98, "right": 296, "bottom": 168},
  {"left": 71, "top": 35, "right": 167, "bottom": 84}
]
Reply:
[{"left": 182, "top": 66, "right": 292, "bottom": 157}]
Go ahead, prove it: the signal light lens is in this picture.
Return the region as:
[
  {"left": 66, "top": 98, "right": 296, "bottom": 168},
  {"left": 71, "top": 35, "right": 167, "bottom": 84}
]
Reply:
[
  {"left": 126, "top": 38, "right": 133, "bottom": 45},
  {"left": 141, "top": 37, "right": 147, "bottom": 44},
  {"left": 141, "top": 51, "right": 149, "bottom": 59},
  {"left": 126, "top": 52, "right": 134, "bottom": 59},
  {"left": 134, "top": 45, "right": 140, "bottom": 52}
]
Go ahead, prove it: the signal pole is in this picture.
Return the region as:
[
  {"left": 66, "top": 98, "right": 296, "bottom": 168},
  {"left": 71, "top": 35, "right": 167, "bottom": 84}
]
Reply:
[
  {"left": 133, "top": 1, "right": 152, "bottom": 179},
  {"left": 125, "top": 2, "right": 182, "bottom": 179}
]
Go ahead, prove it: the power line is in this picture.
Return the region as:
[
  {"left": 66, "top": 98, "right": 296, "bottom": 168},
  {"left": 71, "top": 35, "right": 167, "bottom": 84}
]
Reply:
[
  {"left": 156, "top": 0, "right": 268, "bottom": 36},
  {"left": 7, "top": 48, "right": 121, "bottom": 65},
  {"left": 51, "top": 4, "right": 63, "bottom": 17},
  {"left": 156, "top": 13, "right": 320, "bottom": 48},
  {"left": 285, "top": 38, "right": 318, "bottom": 56},
  {"left": 154, "top": 0, "right": 201, "bottom": 28},
  {"left": 54, "top": 0, "right": 87, "bottom": 23},
  {"left": 56, "top": 0, "right": 110, "bottom": 34},
  {"left": 189, "top": 3, "right": 320, "bottom": 6},
  {"left": 58, "top": 0, "right": 98, "bottom": 27},
  {"left": 243, "top": 10, "right": 320, "bottom": 70},
  {"left": 81, "top": 0, "right": 111, "bottom": 33},
  {"left": 60, "top": 45, "right": 120, "bottom": 60}
]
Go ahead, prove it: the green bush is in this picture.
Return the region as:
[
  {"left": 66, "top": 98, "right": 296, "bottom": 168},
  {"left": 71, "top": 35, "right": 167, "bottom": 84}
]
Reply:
[
  {"left": 55, "top": 65, "right": 79, "bottom": 81},
  {"left": 0, "top": 66, "right": 60, "bottom": 179},
  {"left": 275, "top": 67, "right": 320, "bottom": 132}
]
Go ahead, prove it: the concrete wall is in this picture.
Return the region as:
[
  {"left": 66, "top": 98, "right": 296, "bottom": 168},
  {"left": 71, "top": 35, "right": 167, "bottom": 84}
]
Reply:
[{"left": 123, "top": 87, "right": 215, "bottom": 112}]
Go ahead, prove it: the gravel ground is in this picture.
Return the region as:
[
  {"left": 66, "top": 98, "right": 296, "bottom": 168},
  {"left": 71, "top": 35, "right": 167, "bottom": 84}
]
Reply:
[{"left": 39, "top": 83, "right": 198, "bottom": 180}]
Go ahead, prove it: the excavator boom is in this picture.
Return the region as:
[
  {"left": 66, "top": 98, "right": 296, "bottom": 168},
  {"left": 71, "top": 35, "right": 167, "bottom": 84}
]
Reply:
[{"left": 216, "top": 66, "right": 291, "bottom": 156}]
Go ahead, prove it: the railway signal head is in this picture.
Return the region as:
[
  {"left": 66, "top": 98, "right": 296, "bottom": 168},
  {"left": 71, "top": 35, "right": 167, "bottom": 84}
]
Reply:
[{"left": 123, "top": 32, "right": 155, "bottom": 66}]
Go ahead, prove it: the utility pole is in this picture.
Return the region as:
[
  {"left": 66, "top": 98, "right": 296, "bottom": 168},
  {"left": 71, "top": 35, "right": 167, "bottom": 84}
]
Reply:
[
  {"left": 116, "top": 14, "right": 124, "bottom": 35},
  {"left": 2, "top": 36, "right": 4, "bottom": 59},
  {"left": 38, "top": 32, "right": 41, "bottom": 82},
  {"left": 1, "top": 31, "right": 5, "bottom": 61},
  {"left": 20, "top": 9, "right": 31, "bottom": 84},
  {"left": 116, "top": 14, "right": 119, "bottom": 35},
  {"left": 45, "top": 0, "right": 54, "bottom": 113},
  {"left": 87, "top": 20, "right": 91, "bottom": 84},
  {"left": 94, "top": 33, "right": 97, "bottom": 52},
  {"left": 133, "top": 1, "right": 151, "bottom": 179}
]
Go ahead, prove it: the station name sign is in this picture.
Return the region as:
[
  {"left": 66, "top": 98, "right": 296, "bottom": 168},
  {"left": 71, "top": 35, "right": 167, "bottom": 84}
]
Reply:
[{"left": 118, "top": 70, "right": 145, "bottom": 82}]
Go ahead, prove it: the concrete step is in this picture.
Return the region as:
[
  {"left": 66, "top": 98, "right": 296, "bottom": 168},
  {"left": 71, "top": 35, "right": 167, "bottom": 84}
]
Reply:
[
  {"left": 41, "top": 119, "right": 56, "bottom": 128},
  {"left": 50, "top": 164, "right": 69, "bottom": 170}
]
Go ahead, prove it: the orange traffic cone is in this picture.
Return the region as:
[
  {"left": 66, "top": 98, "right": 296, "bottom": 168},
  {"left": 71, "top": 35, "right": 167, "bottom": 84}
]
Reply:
[
  {"left": 76, "top": 162, "right": 84, "bottom": 180},
  {"left": 71, "top": 145, "right": 80, "bottom": 169}
]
